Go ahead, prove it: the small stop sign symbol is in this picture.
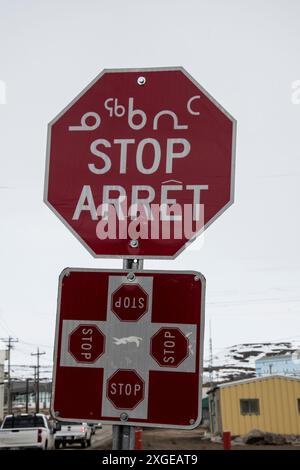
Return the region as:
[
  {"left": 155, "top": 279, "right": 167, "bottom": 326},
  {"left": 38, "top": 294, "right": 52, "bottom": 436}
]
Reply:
[
  {"left": 68, "top": 324, "right": 105, "bottom": 363},
  {"left": 107, "top": 370, "right": 144, "bottom": 409},
  {"left": 111, "top": 283, "right": 148, "bottom": 321},
  {"left": 151, "top": 327, "right": 189, "bottom": 368}
]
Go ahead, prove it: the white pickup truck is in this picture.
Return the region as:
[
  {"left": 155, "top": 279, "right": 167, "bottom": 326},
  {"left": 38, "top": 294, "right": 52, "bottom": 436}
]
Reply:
[
  {"left": 54, "top": 422, "right": 92, "bottom": 448},
  {"left": 0, "top": 413, "right": 55, "bottom": 450}
]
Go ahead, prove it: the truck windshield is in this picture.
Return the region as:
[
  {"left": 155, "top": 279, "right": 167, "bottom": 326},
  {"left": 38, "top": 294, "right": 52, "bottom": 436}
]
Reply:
[{"left": 2, "top": 416, "right": 45, "bottom": 429}]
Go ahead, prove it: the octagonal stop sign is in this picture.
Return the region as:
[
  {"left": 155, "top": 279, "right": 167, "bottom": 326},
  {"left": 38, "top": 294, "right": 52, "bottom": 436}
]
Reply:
[
  {"left": 69, "top": 324, "right": 105, "bottom": 363},
  {"left": 151, "top": 327, "right": 189, "bottom": 368},
  {"left": 112, "top": 283, "right": 148, "bottom": 321},
  {"left": 45, "top": 67, "right": 236, "bottom": 258},
  {"left": 107, "top": 370, "right": 145, "bottom": 409}
]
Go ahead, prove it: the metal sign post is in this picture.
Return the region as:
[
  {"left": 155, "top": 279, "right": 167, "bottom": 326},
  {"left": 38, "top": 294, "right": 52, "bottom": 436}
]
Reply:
[
  {"left": 112, "top": 424, "right": 135, "bottom": 450},
  {"left": 112, "top": 258, "right": 144, "bottom": 450}
]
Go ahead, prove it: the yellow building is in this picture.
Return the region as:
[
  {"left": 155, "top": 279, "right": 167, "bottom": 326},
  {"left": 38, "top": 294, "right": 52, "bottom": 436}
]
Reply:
[{"left": 208, "top": 375, "right": 300, "bottom": 436}]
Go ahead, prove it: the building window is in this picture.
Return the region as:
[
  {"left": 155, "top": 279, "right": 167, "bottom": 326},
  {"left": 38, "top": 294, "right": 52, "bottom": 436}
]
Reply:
[
  {"left": 240, "top": 399, "right": 260, "bottom": 415},
  {"left": 297, "top": 399, "right": 300, "bottom": 414}
]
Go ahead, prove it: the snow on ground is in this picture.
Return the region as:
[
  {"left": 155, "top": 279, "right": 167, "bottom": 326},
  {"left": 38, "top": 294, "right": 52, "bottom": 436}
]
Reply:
[{"left": 203, "top": 340, "right": 300, "bottom": 384}]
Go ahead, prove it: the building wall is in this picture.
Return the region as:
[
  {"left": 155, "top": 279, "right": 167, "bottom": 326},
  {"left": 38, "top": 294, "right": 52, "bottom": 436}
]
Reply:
[
  {"left": 220, "top": 377, "right": 300, "bottom": 436},
  {"left": 256, "top": 354, "right": 300, "bottom": 377}
]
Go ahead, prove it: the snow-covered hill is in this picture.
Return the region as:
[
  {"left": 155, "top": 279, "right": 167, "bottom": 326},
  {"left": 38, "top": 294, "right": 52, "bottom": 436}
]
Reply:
[{"left": 203, "top": 340, "right": 300, "bottom": 385}]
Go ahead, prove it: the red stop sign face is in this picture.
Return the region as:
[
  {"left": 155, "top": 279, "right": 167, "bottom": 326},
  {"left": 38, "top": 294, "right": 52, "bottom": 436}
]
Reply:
[
  {"left": 151, "top": 327, "right": 189, "bottom": 368},
  {"left": 107, "top": 369, "right": 144, "bottom": 409},
  {"left": 112, "top": 283, "right": 148, "bottom": 321},
  {"left": 68, "top": 324, "right": 105, "bottom": 363},
  {"left": 45, "top": 67, "right": 236, "bottom": 258}
]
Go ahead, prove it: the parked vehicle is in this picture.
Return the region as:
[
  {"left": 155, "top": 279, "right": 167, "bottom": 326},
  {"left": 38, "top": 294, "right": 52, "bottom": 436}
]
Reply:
[
  {"left": 88, "top": 422, "right": 102, "bottom": 435},
  {"left": 0, "top": 413, "right": 55, "bottom": 450},
  {"left": 54, "top": 422, "right": 92, "bottom": 448}
]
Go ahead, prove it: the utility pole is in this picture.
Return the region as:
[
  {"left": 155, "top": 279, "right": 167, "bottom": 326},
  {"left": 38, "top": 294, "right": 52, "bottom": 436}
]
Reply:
[
  {"left": 209, "top": 320, "right": 213, "bottom": 388},
  {"left": 31, "top": 365, "right": 37, "bottom": 412},
  {"left": 0, "top": 336, "right": 18, "bottom": 414},
  {"left": 25, "top": 378, "right": 30, "bottom": 413},
  {"left": 31, "top": 348, "right": 45, "bottom": 413}
]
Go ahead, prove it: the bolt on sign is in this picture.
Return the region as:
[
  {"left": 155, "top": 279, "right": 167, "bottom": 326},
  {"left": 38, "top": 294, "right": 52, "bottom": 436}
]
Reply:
[
  {"left": 44, "top": 67, "right": 236, "bottom": 258},
  {"left": 52, "top": 269, "right": 205, "bottom": 428}
]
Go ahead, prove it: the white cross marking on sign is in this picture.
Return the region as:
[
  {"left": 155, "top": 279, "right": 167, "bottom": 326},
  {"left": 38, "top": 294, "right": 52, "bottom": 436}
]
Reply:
[{"left": 59, "top": 275, "right": 197, "bottom": 420}]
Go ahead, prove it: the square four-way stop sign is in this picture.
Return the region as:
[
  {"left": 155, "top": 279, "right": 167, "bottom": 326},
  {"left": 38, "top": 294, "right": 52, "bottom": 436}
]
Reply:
[{"left": 52, "top": 268, "right": 205, "bottom": 428}]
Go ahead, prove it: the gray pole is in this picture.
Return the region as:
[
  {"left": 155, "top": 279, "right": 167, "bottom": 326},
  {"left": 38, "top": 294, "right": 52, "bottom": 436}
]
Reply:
[
  {"left": 25, "top": 378, "right": 30, "bottom": 413},
  {"left": 112, "top": 257, "right": 144, "bottom": 450},
  {"left": 31, "top": 348, "right": 45, "bottom": 413},
  {"left": 112, "top": 424, "right": 135, "bottom": 450}
]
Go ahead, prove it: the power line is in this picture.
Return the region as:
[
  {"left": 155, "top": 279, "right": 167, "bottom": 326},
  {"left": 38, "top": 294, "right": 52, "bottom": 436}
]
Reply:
[
  {"left": 0, "top": 313, "right": 19, "bottom": 338},
  {"left": 19, "top": 340, "right": 53, "bottom": 349},
  {"left": 10, "top": 364, "right": 52, "bottom": 368}
]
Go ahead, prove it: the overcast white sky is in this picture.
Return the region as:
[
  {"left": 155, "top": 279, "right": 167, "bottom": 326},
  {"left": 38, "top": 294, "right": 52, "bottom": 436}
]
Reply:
[{"left": 0, "top": 0, "right": 300, "bottom": 373}]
